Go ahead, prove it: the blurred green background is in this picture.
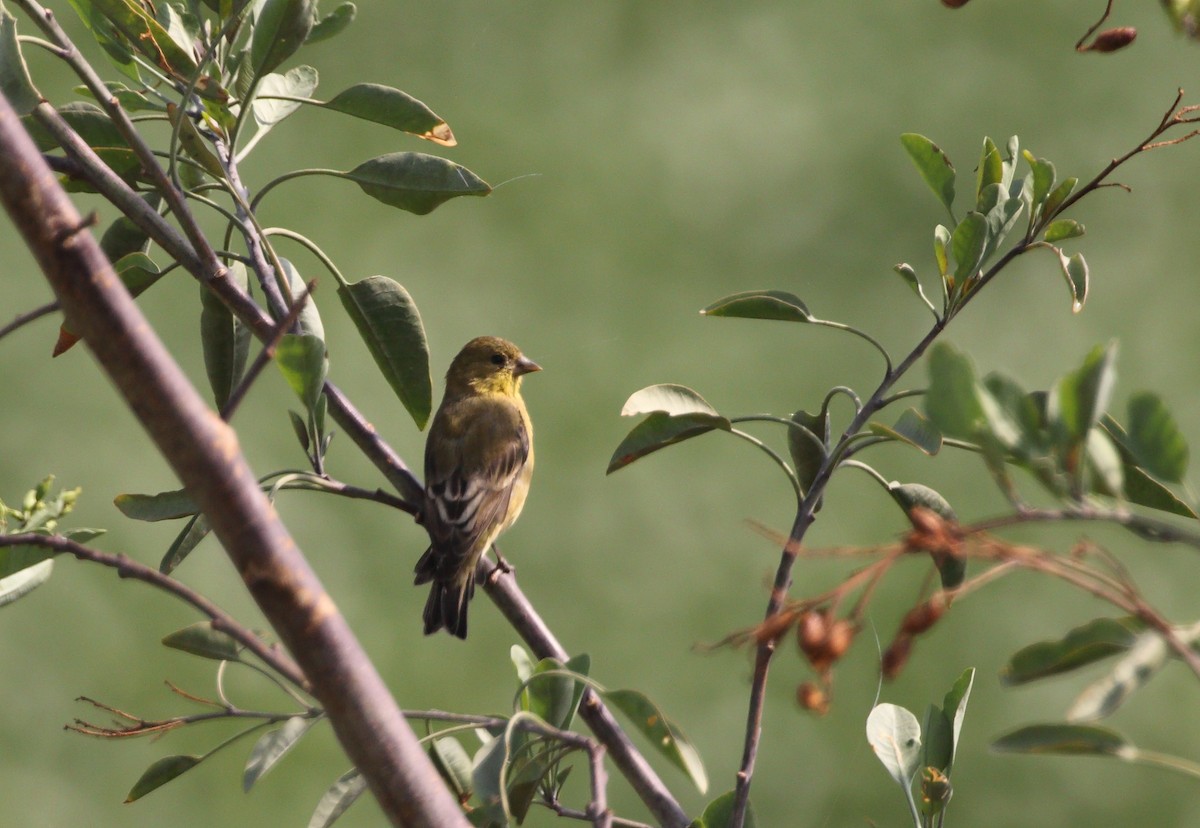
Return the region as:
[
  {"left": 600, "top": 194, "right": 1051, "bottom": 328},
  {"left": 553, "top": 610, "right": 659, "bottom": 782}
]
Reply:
[{"left": 3, "top": 1, "right": 1200, "bottom": 825}]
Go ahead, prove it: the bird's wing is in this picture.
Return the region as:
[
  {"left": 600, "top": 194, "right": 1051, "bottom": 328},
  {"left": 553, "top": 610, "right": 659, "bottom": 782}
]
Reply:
[{"left": 421, "top": 395, "right": 530, "bottom": 581}]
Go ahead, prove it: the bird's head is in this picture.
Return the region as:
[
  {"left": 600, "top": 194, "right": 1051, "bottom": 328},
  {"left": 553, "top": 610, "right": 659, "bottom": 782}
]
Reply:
[{"left": 446, "top": 336, "right": 541, "bottom": 396}]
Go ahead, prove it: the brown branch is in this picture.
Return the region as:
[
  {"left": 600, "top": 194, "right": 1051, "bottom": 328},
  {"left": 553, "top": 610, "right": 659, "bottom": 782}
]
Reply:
[
  {"left": 0, "top": 88, "right": 468, "bottom": 828},
  {"left": 0, "top": 532, "right": 308, "bottom": 689}
]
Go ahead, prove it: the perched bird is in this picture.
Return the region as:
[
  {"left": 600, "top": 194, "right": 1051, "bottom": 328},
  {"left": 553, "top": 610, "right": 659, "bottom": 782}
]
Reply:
[{"left": 414, "top": 336, "right": 541, "bottom": 638}]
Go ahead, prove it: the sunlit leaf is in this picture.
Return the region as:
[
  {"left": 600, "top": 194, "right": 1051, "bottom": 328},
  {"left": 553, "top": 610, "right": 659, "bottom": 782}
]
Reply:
[
  {"left": 161, "top": 621, "right": 241, "bottom": 661},
  {"left": 307, "top": 768, "right": 366, "bottom": 828},
  {"left": 0, "top": 558, "right": 53, "bottom": 608},
  {"left": 254, "top": 65, "right": 319, "bottom": 128},
  {"left": 276, "top": 333, "right": 328, "bottom": 412},
  {"left": 866, "top": 703, "right": 922, "bottom": 786},
  {"left": 88, "top": 0, "right": 199, "bottom": 77},
  {"left": 321, "top": 83, "right": 455, "bottom": 146},
  {"left": 942, "top": 667, "right": 975, "bottom": 771},
  {"left": 306, "top": 1, "right": 356, "bottom": 44},
  {"left": 951, "top": 211, "right": 987, "bottom": 282},
  {"left": 1067, "top": 632, "right": 1169, "bottom": 722},
  {"left": 975, "top": 137, "right": 1003, "bottom": 207},
  {"left": 900, "top": 133, "right": 956, "bottom": 215},
  {"left": 1042, "top": 176, "right": 1077, "bottom": 219},
  {"left": 1044, "top": 219, "right": 1085, "bottom": 243},
  {"left": 604, "top": 688, "right": 707, "bottom": 793},
  {"left": 114, "top": 489, "right": 198, "bottom": 521},
  {"left": 1022, "top": 151, "right": 1056, "bottom": 211},
  {"left": 621, "top": 384, "right": 719, "bottom": 418},
  {"left": 700, "top": 290, "right": 813, "bottom": 322}
]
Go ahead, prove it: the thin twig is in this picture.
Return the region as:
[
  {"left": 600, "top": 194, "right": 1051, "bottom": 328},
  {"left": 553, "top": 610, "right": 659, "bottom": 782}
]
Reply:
[
  {"left": 0, "top": 299, "right": 57, "bottom": 341},
  {"left": 0, "top": 533, "right": 309, "bottom": 690}
]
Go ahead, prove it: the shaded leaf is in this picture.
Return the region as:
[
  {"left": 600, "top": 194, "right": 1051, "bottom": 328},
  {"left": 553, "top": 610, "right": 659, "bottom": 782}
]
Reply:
[
  {"left": 1050, "top": 341, "right": 1116, "bottom": 447},
  {"left": 700, "top": 290, "right": 812, "bottom": 323},
  {"left": 975, "top": 137, "right": 1003, "bottom": 206},
  {"left": 125, "top": 754, "right": 202, "bottom": 802},
  {"left": 279, "top": 258, "right": 324, "bottom": 340},
  {"left": 0, "top": 5, "right": 40, "bottom": 114},
  {"left": 942, "top": 667, "right": 975, "bottom": 772},
  {"left": 159, "top": 512, "right": 211, "bottom": 573},
  {"left": 951, "top": 210, "right": 987, "bottom": 282},
  {"left": 306, "top": 1, "right": 356, "bottom": 44},
  {"left": 201, "top": 261, "right": 251, "bottom": 410},
  {"left": 337, "top": 276, "right": 431, "bottom": 429},
  {"left": 870, "top": 408, "right": 943, "bottom": 455},
  {"left": 924, "top": 343, "right": 985, "bottom": 440},
  {"left": 887, "top": 481, "right": 964, "bottom": 588},
  {"left": 114, "top": 489, "right": 198, "bottom": 521},
  {"left": 519, "top": 659, "right": 578, "bottom": 731},
  {"left": 921, "top": 704, "right": 954, "bottom": 777},
  {"left": 343, "top": 152, "right": 490, "bottom": 215},
  {"left": 788, "top": 408, "right": 828, "bottom": 500},
  {"left": 900, "top": 133, "right": 956, "bottom": 215},
  {"left": 607, "top": 412, "right": 730, "bottom": 474},
  {"left": 604, "top": 688, "right": 707, "bottom": 793},
  {"left": 866, "top": 703, "right": 922, "bottom": 786},
  {"left": 1101, "top": 415, "right": 1198, "bottom": 518},
  {"left": 1000, "top": 617, "right": 1145, "bottom": 686},
  {"left": 0, "top": 558, "right": 53, "bottom": 608},
  {"left": 429, "top": 736, "right": 473, "bottom": 800},
  {"left": 322, "top": 83, "right": 455, "bottom": 145},
  {"left": 1126, "top": 392, "right": 1188, "bottom": 483},
  {"left": 244, "top": 716, "right": 316, "bottom": 791},
  {"left": 307, "top": 768, "right": 366, "bottom": 828},
  {"left": 251, "top": 0, "right": 315, "bottom": 76},
  {"left": 991, "top": 723, "right": 1130, "bottom": 757},
  {"left": 621, "top": 384, "right": 719, "bottom": 418},
  {"left": 161, "top": 621, "right": 241, "bottom": 661}
]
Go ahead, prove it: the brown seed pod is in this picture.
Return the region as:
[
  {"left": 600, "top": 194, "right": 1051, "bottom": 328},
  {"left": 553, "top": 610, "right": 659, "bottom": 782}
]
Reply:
[
  {"left": 796, "top": 681, "right": 830, "bottom": 715},
  {"left": 796, "top": 610, "right": 829, "bottom": 659},
  {"left": 941, "top": 0, "right": 971, "bottom": 7},
  {"left": 1084, "top": 27, "right": 1137, "bottom": 53},
  {"left": 882, "top": 635, "right": 913, "bottom": 680},
  {"left": 826, "top": 618, "right": 857, "bottom": 661},
  {"left": 900, "top": 593, "right": 947, "bottom": 636}
]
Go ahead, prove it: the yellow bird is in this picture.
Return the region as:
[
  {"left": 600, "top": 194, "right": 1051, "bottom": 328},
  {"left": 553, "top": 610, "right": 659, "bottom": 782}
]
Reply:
[{"left": 415, "top": 336, "right": 540, "bottom": 638}]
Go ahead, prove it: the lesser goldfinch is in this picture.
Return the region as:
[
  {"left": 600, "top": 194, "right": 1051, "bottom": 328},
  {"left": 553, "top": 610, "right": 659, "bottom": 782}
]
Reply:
[{"left": 414, "top": 336, "right": 541, "bottom": 638}]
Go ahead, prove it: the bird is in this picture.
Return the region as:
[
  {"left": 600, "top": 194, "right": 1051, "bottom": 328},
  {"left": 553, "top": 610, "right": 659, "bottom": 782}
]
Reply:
[{"left": 414, "top": 336, "right": 541, "bottom": 638}]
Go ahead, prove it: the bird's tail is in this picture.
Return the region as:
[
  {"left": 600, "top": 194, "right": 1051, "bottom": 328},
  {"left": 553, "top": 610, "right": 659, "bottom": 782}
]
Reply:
[{"left": 414, "top": 547, "right": 473, "bottom": 639}]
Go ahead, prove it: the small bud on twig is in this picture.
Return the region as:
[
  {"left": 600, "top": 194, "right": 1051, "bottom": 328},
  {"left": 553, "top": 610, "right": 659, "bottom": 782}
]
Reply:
[
  {"left": 900, "top": 593, "right": 947, "bottom": 636},
  {"left": 1080, "top": 27, "right": 1137, "bottom": 53},
  {"left": 882, "top": 635, "right": 913, "bottom": 680}
]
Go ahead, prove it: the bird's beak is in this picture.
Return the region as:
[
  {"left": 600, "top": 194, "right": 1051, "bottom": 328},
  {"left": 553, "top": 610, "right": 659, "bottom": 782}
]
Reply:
[{"left": 514, "top": 355, "right": 542, "bottom": 376}]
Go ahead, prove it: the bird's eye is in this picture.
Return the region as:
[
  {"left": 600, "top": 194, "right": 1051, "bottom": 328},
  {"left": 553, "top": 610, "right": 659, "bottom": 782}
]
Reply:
[{"left": 490, "top": 353, "right": 506, "bottom": 366}]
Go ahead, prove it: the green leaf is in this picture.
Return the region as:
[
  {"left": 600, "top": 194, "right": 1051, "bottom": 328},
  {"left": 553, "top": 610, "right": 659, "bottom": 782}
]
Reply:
[
  {"left": 1067, "top": 631, "right": 1169, "bottom": 722},
  {"left": 607, "top": 412, "right": 731, "bottom": 474},
  {"left": 66, "top": 0, "right": 140, "bottom": 80},
  {"left": 1086, "top": 427, "right": 1124, "bottom": 497},
  {"left": 161, "top": 621, "right": 241, "bottom": 661},
  {"left": 951, "top": 210, "right": 987, "bottom": 282},
  {"left": 942, "top": 667, "right": 975, "bottom": 771},
  {"left": 305, "top": 1, "right": 356, "bottom": 44},
  {"left": 0, "top": 5, "right": 40, "bottom": 115},
  {"left": 307, "top": 768, "right": 366, "bottom": 828},
  {"left": 621, "top": 384, "right": 719, "bottom": 417},
  {"left": 900, "top": 133, "right": 956, "bottom": 215},
  {"left": 254, "top": 65, "right": 319, "bottom": 128},
  {"left": 1000, "top": 617, "right": 1145, "bottom": 686},
  {"left": 1044, "top": 219, "right": 1085, "bottom": 243},
  {"left": 201, "top": 261, "right": 251, "bottom": 410},
  {"left": 887, "top": 481, "right": 964, "bottom": 589},
  {"left": 251, "top": 0, "right": 315, "bottom": 76},
  {"left": 693, "top": 790, "right": 758, "bottom": 828},
  {"left": 1042, "top": 176, "right": 1077, "bottom": 219},
  {"left": 933, "top": 225, "right": 951, "bottom": 278},
  {"left": 924, "top": 343, "right": 985, "bottom": 440},
  {"left": 113, "top": 489, "right": 198, "bottom": 521},
  {"left": 88, "top": 0, "right": 199, "bottom": 77},
  {"left": 1050, "top": 342, "right": 1116, "bottom": 448},
  {"left": 0, "top": 558, "right": 53, "bottom": 608},
  {"left": 604, "top": 688, "right": 708, "bottom": 793},
  {"left": 244, "top": 716, "right": 316, "bottom": 791},
  {"left": 788, "top": 408, "right": 828, "bottom": 500},
  {"left": 276, "top": 333, "right": 328, "bottom": 413},
  {"left": 321, "top": 83, "right": 455, "bottom": 145},
  {"left": 510, "top": 644, "right": 535, "bottom": 682},
  {"left": 1126, "top": 392, "right": 1189, "bottom": 483},
  {"left": 288, "top": 409, "right": 310, "bottom": 453},
  {"left": 1022, "top": 151, "right": 1056, "bottom": 211},
  {"left": 700, "top": 290, "right": 813, "bottom": 322},
  {"left": 1101, "top": 415, "right": 1198, "bottom": 518},
  {"left": 471, "top": 735, "right": 508, "bottom": 820},
  {"left": 921, "top": 704, "right": 954, "bottom": 777},
  {"left": 125, "top": 754, "right": 202, "bottom": 802},
  {"left": 518, "top": 659, "right": 578, "bottom": 730},
  {"left": 342, "top": 152, "right": 490, "bottom": 215},
  {"left": 337, "top": 276, "right": 431, "bottom": 429},
  {"left": 866, "top": 703, "right": 922, "bottom": 786},
  {"left": 975, "top": 137, "right": 1003, "bottom": 207},
  {"left": 429, "top": 736, "right": 474, "bottom": 800},
  {"left": 893, "top": 263, "right": 937, "bottom": 316},
  {"left": 870, "top": 408, "right": 943, "bottom": 455},
  {"left": 279, "top": 258, "right": 324, "bottom": 340},
  {"left": 161, "top": 513, "right": 211, "bottom": 574},
  {"left": 991, "top": 724, "right": 1131, "bottom": 757},
  {"left": 1052, "top": 250, "right": 1089, "bottom": 313}
]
